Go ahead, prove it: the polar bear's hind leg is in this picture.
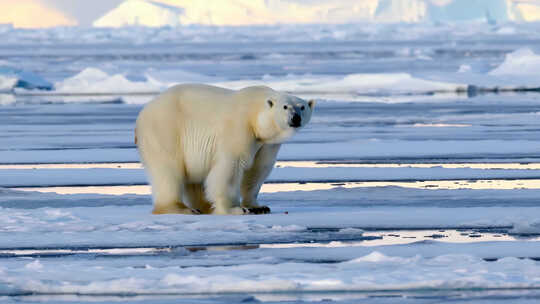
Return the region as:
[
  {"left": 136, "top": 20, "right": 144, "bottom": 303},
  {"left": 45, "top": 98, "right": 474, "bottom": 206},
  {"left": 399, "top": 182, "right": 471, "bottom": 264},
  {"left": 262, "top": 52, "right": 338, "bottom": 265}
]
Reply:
[{"left": 145, "top": 164, "right": 193, "bottom": 215}]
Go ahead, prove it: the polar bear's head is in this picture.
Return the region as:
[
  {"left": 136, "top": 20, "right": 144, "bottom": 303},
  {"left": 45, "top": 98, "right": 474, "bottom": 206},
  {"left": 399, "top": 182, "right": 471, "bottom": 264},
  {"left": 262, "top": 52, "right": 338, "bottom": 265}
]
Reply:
[{"left": 247, "top": 86, "right": 315, "bottom": 144}]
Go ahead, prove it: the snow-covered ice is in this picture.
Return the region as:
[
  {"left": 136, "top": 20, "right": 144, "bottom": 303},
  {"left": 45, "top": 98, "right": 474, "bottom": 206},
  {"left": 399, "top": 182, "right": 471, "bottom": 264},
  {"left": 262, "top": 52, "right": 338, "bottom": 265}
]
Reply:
[
  {"left": 0, "top": 74, "right": 17, "bottom": 92},
  {"left": 2, "top": 249, "right": 539, "bottom": 296},
  {"left": 54, "top": 67, "right": 161, "bottom": 94},
  {"left": 6, "top": 92, "right": 540, "bottom": 164},
  {"left": 489, "top": 48, "right": 540, "bottom": 76},
  {"left": 1, "top": 186, "right": 540, "bottom": 299}
]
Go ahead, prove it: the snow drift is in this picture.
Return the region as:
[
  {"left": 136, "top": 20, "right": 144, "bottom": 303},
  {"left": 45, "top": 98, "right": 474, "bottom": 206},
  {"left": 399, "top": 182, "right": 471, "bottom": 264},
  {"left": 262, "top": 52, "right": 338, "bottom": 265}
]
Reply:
[
  {"left": 489, "top": 48, "right": 540, "bottom": 76},
  {"left": 46, "top": 68, "right": 465, "bottom": 104},
  {"left": 215, "top": 73, "right": 464, "bottom": 96},
  {"left": 55, "top": 68, "right": 162, "bottom": 94}
]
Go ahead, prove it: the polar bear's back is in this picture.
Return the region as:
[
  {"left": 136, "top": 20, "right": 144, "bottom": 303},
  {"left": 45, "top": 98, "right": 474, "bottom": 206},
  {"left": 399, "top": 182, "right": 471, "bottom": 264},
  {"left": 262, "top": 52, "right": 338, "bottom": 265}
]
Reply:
[
  {"left": 161, "top": 83, "right": 236, "bottom": 112},
  {"left": 167, "top": 83, "right": 235, "bottom": 102},
  {"left": 135, "top": 84, "right": 257, "bottom": 182},
  {"left": 138, "top": 84, "right": 236, "bottom": 128}
]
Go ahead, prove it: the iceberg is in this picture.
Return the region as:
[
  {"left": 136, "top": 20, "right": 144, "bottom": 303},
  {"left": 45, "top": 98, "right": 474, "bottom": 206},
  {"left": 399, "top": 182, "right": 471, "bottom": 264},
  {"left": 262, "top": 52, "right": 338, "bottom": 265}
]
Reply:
[
  {"left": 489, "top": 48, "right": 540, "bottom": 76},
  {"left": 93, "top": 0, "right": 379, "bottom": 27},
  {"left": 0, "top": 66, "right": 53, "bottom": 91},
  {"left": 426, "top": 0, "right": 509, "bottom": 23},
  {"left": 375, "top": 0, "right": 511, "bottom": 23},
  {"left": 93, "top": 0, "right": 183, "bottom": 28},
  {"left": 375, "top": 0, "right": 427, "bottom": 23},
  {"left": 92, "top": 0, "right": 536, "bottom": 28}
]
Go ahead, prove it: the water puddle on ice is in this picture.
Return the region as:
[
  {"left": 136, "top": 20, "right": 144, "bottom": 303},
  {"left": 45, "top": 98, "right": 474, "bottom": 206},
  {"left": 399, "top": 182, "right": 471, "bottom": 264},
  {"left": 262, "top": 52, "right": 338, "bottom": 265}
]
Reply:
[
  {"left": 8, "top": 161, "right": 540, "bottom": 194},
  {"left": 15, "top": 178, "right": 540, "bottom": 195},
  {"left": 261, "top": 229, "right": 540, "bottom": 248},
  {"left": 2, "top": 230, "right": 537, "bottom": 258},
  {"left": 3, "top": 161, "right": 540, "bottom": 170}
]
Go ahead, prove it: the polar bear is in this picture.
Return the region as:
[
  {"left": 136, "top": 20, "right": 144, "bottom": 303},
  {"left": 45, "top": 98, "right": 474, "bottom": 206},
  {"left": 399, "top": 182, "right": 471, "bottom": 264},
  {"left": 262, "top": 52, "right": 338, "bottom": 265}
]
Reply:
[{"left": 135, "top": 84, "right": 314, "bottom": 215}]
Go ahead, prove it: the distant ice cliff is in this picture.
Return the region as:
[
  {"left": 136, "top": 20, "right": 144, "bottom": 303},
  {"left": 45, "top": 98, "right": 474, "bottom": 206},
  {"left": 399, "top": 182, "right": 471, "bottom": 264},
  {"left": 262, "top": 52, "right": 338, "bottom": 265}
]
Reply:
[{"left": 93, "top": 0, "right": 540, "bottom": 28}]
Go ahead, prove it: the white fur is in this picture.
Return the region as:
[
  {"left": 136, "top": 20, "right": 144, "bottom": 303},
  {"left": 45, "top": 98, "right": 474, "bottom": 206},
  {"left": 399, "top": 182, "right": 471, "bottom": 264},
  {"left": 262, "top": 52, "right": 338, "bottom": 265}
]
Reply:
[{"left": 135, "top": 84, "right": 314, "bottom": 215}]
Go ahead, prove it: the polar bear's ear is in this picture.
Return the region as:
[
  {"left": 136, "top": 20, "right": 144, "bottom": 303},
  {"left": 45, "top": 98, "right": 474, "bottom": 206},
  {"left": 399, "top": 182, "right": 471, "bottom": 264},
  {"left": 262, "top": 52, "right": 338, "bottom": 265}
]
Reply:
[
  {"left": 267, "top": 100, "right": 274, "bottom": 108},
  {"left": 308, "top": 99, "right": 316, "bottom": 109}
]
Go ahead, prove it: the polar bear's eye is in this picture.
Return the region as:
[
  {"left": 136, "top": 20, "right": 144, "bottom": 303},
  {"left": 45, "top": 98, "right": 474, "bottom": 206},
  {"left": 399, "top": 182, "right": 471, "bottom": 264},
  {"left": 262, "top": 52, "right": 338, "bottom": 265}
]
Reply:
[
  {"left": 283, "top": 105, "right": 288, "bottom": 110},
  {"left": 301, "top": 106, "right": 305, "bottom": 111}
]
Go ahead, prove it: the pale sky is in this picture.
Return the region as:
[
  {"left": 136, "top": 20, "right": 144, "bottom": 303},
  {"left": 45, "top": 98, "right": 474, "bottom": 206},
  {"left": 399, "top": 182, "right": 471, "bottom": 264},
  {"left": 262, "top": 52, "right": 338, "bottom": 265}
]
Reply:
[{"left": 0, "top": 0, "right": 123, "bottom": 28}]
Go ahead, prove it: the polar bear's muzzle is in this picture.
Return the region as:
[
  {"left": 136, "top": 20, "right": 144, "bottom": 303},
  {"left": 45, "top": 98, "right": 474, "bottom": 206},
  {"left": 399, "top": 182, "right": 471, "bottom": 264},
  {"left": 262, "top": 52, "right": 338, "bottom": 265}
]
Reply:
[{"left": 289, "top": 113, "right": 302, "bottom": 128}]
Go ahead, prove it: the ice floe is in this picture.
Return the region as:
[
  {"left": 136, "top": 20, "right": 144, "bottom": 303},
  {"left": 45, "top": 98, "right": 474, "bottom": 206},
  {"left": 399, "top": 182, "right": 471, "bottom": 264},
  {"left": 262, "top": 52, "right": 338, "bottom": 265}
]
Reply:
[
  {"left": 489, "top": 48, "right": 540, "bottom": 76},
  {"left": 91, "top": 0, "right": 538, "bottom": 28},
  {"left": 1, "top": 180, "right": 531, "bottom": 296},
  {"left": 0, "top": 66, "right": 52, "bottom": 91}
]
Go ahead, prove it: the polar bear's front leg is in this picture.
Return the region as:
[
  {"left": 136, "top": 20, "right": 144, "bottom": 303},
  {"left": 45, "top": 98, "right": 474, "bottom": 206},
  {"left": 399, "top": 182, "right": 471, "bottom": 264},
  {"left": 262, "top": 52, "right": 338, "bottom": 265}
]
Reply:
[
  {"left": 241, "top": 144, "right": 280, "bottom": 213},
  {"left": 205, "top": 158, "right": 245, "bottom": 215}
]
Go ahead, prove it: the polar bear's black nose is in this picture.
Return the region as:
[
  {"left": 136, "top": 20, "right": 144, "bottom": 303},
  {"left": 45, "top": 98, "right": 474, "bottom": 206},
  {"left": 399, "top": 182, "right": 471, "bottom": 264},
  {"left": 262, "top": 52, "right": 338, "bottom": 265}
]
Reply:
[{"left": 291, "top": 113, "right": 302, "bottom": 128}]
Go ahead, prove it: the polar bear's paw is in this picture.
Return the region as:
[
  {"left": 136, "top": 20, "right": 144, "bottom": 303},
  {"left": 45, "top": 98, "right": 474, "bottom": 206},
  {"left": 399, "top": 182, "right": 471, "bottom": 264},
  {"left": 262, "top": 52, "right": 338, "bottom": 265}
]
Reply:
[
  {"left": 242, "top": 206, "right": 271, "bottom": 215},
  {"left": 211, "top": 206, "right": 271, "bottom": 215},
  {"left": 190, "top": 209, "right": 203, "bottom": 214},
  {"left": 152, "top": 203, "right": 200, "bottom": 215}
]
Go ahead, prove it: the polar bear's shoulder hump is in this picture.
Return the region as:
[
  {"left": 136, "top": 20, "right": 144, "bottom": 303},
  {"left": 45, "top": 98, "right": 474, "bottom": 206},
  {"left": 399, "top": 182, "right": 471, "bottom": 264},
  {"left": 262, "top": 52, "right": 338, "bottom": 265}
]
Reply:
[{"left": 167, "top": 83, "right": 235, "bottom": 96}]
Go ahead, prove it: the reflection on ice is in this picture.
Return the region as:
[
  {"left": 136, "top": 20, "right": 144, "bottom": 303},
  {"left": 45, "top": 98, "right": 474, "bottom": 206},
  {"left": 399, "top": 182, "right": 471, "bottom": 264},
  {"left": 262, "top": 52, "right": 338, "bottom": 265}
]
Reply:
[
  {"left": 16, "top": 178, "right": 540, "bottom": 196},
  {"left": 2, "top": 229, "right": 537, "bottom": 257},
  {"left": 261, "top": 230, "right": 537, "bottom": 248},
  {"left": 5, "top": 161, "right": 540, "bottom": 170}
]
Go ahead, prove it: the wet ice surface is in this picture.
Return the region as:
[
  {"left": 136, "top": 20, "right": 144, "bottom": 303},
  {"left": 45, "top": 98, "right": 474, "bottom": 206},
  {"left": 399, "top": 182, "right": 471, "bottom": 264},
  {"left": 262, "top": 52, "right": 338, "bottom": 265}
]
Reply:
[
  {"left": 2, "top": 25, "right": 540, "bottom": 303},
  {"left": 1, "top": 187, "right": 540, "bottom": 303}
]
